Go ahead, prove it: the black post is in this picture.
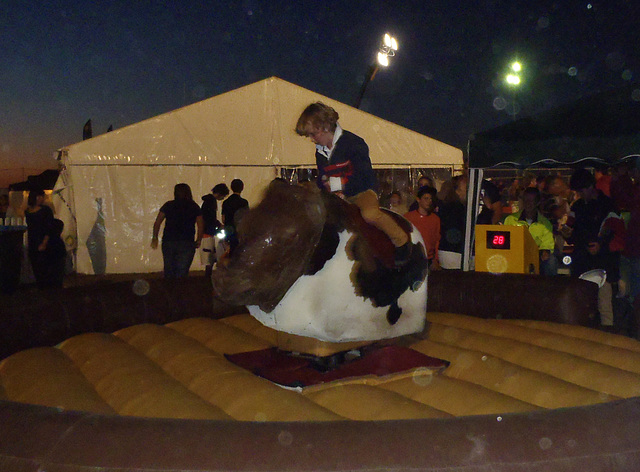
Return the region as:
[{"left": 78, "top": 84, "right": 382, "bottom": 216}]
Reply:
[{"left": 354, "top": 64, "right": 379, "bottom": 109}]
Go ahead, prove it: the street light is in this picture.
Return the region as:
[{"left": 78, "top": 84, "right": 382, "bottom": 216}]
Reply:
[
  {"left": 504, "top": 60, "right": 523, "bottom": 118},
  {"left": 354, "top": 33, "right": 399, "bottom": 109},
  {"left": 505, "top": 74, "right": 521, "bottom": 85},
  {"left": 505, "top": 60, "right": 523, "bottom": 85}
]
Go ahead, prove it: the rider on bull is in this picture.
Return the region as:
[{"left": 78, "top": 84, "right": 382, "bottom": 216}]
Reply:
[{"left": 296, "top": 102, "right": 412, "bottom": 267}]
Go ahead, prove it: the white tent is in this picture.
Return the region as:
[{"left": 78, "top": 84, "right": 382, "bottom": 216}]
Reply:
[{"left": 54, "top": 77, "right": 463, "bottom": 274}]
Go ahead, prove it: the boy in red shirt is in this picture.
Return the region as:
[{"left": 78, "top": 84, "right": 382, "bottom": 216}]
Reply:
[{"left": 404, "top": 186, "right": 441, "bottom": 270}]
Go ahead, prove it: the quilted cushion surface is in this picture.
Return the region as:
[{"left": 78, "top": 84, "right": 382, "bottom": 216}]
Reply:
[{"left": 2, "top": 312, "right": 639, "bottom": 421}]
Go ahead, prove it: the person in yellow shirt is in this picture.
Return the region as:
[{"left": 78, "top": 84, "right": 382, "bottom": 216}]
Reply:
[{"left": 504, "top": 187, "right": 557, "bottom": 276}]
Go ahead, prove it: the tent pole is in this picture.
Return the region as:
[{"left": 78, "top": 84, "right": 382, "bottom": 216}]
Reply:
[{"left": 462, "top": 168, "right": 483, "bottom": 271}]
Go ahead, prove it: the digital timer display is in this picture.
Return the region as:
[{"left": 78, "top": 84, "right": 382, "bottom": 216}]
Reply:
[{"left": 486, "top": 230, "right": 511, "bottom": 250}]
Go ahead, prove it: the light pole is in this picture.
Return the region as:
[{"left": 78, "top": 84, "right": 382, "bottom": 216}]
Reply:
[{"left": 354, "top": 33, "right": 398, "bottom": 109}]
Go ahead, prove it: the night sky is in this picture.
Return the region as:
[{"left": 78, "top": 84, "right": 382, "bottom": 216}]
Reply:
[{"left": 1, "top": 0, "right": 639, "bottom": 186}]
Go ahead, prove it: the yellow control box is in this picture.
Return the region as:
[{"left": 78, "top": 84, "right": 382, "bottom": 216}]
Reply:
[{"left": 475, "top": 224, "right": 539, "bottom": 275}]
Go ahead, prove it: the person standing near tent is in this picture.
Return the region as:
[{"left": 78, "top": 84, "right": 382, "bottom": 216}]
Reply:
[
  {"left": 25, "top": 188, "right": 55, "bottom": 289},
  {"left": 151, "top": 183, "right": 204, "bottom": 278},
  {"left": 0, "top": 194, "right": 16, "bottom": 221},
  {"left": 201, "top": 183, "right": 229, "bottom": 277},
  {"left": 221, "top": 179, "right": 249, "bottom": 253},
  {"left": 295, "top": 102, "right": 411, "bottom": 266}
]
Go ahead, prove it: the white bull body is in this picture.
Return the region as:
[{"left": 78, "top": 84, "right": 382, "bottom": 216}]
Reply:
[{"left": 248, "top": 228, "right": 428, "bottom": 343}]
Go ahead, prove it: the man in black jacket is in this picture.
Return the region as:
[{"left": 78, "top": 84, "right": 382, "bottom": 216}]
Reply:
[{"left": 221, "top": 179, "right": 249, "bottom": 252}]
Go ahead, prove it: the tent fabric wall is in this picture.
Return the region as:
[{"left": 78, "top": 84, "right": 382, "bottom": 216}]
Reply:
[
  {"left": 64, "top": 165, "right": 277, "bottom": 274},
  {"left": 56, "top": 77, "right": 463, "bottom": 274}
]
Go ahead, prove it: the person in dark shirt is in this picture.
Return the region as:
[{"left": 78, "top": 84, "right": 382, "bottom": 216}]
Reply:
[
  {"left": 565, "top": 168, "right": 617, "bottom": 326},
  {"left": 476, "top": 180, "right": 502, "bottom": 225},
  {"left": 25, "top": 188, "right": 55, "bottom": 289},
  {"left": 221, "top": 179, "right": 249, "bottom": 253},
  {"left": 222, "top": 179, "right": 249, "bottom": 229},
  {"left": 0, "top": 194, "right": 13, "bottom": 220},
  {"left": 151, "top": 183, "right": 204, "bottom": 278},
  {"left": 296, "top": 102, "right": 411, "bottom": 266},
  {"left": 201, "top": 183, "right": 229, "bottom": 235},
  {"left": 437, "top": 176, "right": 467, "bottom": 256},
  {"left": 200, "top": 183, "right": 229, "bottom": 276},
  {"left": 565, "top": 168, "right": 615, "bottom": 278}
]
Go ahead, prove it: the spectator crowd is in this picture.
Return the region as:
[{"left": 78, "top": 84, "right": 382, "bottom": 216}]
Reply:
[{"left": 385, "top": 161, "right": 640, "bottom": 335}]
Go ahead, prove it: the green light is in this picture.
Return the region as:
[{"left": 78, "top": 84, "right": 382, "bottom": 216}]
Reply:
[{"left": 511, "top": 61, "right": 522, "bottom": 72}]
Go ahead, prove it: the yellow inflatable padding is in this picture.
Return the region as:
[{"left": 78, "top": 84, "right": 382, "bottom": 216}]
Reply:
[
  {"left": 190, "top": 370, "right": 343, "bottom": 421},
  {"left": 58, "top": 332, "right": 232, "bottom": 420},
  {"left": 379, "top": 372, "right": 540, "bottom": 416},
  {"left": 506, "top": 318, "right": 640, "bottom": 353},
  {"left": 303, "top": 383, "right": 452, "bottom": 420},
  {"left": 411, "top": 339, "right": 617, "bottom": 408},
  {"left": 166, "top": 317, "right": 272, "bottom": 355},
  {"left": 5, "top": 313, "right": 640, "bottom": 421},
  {"left": 116, "top": 323, "right": 343, "bottom": 422},
  {"left": 428, "top": 312, "right": 640, "bottom": 375},
  {"left": 426, "top": 321, "right": 640, "bottom": 398},
  {"left": 219, "top": 314, "right": 279, "bottom": 346},
  {"left": 0, "top": 347, "right": 114, "bottom": 414}
]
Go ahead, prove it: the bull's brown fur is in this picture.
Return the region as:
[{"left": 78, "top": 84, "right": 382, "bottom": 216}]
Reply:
[{"left": 212, "top": 180, "right": 326, "bottom": 311}]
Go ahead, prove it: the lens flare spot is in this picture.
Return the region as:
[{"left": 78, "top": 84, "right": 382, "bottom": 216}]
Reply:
[
  {"left": 132, "top": 279, "right": 150, "bottom": 296},
  {"left": 493, "top": 96, "right": 507, "bottom": 110},
  {"left": 539, "top": 437, "right": 553, "bottom": 450},
  {"left": 412, "top": 368, "right": 434, "bottom": 386},
  {"left": 486, "top": 254, "right": 508, "bottom": 274},
  {"left": 537, "top": 16, "right": 550, "bottom": 29},
  {"left": 278, "top": 430, "right": 293, "bottom": 446}
]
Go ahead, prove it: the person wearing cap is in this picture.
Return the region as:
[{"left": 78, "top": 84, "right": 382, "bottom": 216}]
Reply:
[{"left": 296, "top": 102, "right": 411, "bottom": 266}]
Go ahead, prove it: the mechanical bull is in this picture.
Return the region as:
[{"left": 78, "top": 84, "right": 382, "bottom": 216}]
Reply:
[{"left": 212, "top": 180, "right": 428, "bottom": 343}]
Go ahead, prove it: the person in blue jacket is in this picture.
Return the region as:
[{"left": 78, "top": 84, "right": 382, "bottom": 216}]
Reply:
[{"left": 296, "top": 102, "right": 411, "bottom": 265}]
